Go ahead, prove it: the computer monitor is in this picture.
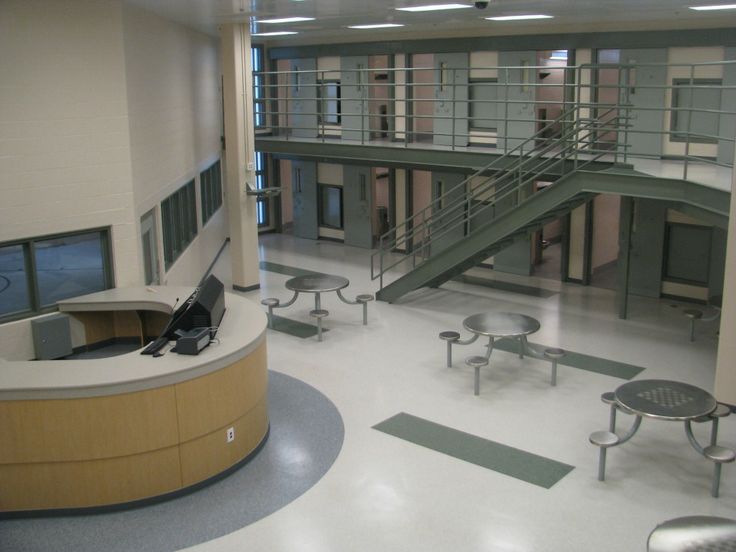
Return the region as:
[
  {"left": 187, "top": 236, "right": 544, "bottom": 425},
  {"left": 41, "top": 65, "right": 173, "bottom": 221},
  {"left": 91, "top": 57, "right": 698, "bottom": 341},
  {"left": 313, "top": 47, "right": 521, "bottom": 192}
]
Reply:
[{"left": 165, "top": 275, "right": 226, "bottom": 339}]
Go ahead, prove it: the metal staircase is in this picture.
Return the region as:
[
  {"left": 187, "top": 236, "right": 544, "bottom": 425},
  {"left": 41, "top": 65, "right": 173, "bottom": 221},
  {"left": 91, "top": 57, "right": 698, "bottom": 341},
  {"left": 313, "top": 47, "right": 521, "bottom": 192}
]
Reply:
[{"left": 370, "top": 105, "right": 628, "bottom": 302}]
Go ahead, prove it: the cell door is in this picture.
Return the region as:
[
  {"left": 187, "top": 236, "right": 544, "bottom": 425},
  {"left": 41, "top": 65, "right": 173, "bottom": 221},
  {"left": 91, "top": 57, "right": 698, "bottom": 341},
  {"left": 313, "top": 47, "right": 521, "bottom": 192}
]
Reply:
[
  {"left": 341, "top": 56, "right": 370, "bottom": 142},
  {"left": 434, "top": 53, "right": 469, "bottom": 147},
  {"left": 291, "top": 161, "right": 319, "bottom": 239},
  {"left": 289, "top": 59, "right": 318, "bottom": 138},
  {"left": 430, "top": 172, "right": 467, "bottom": 255},
  {"left": 343, "top": 165, "right": 373, "bottom": 248},
  {"left": 498, "top": 51, "right": 536, "bottom": 151},
  {"left": 140, "top": 208, "right": 159, "bottom": 285}
]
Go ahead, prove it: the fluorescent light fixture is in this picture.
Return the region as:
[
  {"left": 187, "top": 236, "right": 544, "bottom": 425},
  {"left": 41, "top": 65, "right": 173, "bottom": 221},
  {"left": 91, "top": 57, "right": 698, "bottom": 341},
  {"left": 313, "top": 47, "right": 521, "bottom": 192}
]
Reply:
[
  {"left": 397, "top": 4, "right": 472, "bottom": 12},
  {"left": 258, "top": 16, "right": 315, "bottom": 23},
  {"left": 252, "top": 31, "right": 299, "bottom": 36},
  {"left": 689, "top": 3, "right": 736, "bottom": 9},
  {"left": 486, "top": 14, "right": 553, "bottom": 20},
  {"left": 348, "top": 23, "right": 405, "bottom": 29}
]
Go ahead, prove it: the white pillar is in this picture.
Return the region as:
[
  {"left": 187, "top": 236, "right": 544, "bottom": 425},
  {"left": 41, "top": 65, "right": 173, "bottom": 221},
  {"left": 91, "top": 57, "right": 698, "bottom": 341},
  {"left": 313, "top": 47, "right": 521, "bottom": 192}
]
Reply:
[
  {"left": 714, "top": 145, "right": 736, "bottom": 403},
  {"left": 221, "top": 24, "right": 260, "bottom": 291}
]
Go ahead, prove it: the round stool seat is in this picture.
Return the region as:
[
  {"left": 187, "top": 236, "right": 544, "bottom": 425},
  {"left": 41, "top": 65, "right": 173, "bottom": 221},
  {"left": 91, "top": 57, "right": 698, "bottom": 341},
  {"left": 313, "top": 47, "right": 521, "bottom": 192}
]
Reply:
[
  {"left": 704, "top": 445, "right": 736, "bottom": 464},
  {"left": 465, "top": 355, "right": 489, "bottom": 368},
  {"left": 261, "top": 298, "right": 280, "bottom": 307},
  {"left": 683, "top": 309, "right": 703, "bottom": 320},
  {"left": 648, "top": 516, "right": 736, "bottom": 552},
  {"left": 600, "top": 391, "right": 617, "bottom": 405},
  {"left": 309, "top": 309, "right": 329, "bottom": 318},
  {"left": 712, "top": 403, "right": 732, "bottom": 418},
  {"left": 544, "top": 347, "right": 565, "bottom": 360},
  {"left": 439, "top": 331, "right": 461, "bottom": 341},
  {"left": 589, "top": 430, "right": 619, "bottom": 448},
  {"left": 356, "top": 294, "right": 374, "bottom": 303}
]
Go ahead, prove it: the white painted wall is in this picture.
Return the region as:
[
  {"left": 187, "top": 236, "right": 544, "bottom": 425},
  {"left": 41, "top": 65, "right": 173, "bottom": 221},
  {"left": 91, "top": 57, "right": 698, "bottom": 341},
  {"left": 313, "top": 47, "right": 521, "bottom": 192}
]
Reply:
[
  {"left": 0, "top": 0, "right": 137, "bottom": 286},
  {"left": 0, "top": 0, "right": 225, "bottom": 359},
  {"left": 121, "top": 3, "right": 224, "bottom": 287}
]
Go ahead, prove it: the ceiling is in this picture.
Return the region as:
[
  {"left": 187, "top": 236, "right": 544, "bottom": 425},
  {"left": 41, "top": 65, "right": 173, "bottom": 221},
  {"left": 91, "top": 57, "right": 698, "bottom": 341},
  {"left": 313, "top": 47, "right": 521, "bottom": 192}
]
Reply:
[{"left": 124, "top": 0, "right": 736, "bottom": 45}]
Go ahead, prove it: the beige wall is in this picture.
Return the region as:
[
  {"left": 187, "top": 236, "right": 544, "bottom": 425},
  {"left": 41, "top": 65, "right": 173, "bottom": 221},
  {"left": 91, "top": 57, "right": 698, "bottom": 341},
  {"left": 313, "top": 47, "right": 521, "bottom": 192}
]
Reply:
[
  {"left": 122, "top": 3, "right": 223, "bottom": 287},
  {"left": 0, "top": 0, "right": 138, "bottom": 287}
]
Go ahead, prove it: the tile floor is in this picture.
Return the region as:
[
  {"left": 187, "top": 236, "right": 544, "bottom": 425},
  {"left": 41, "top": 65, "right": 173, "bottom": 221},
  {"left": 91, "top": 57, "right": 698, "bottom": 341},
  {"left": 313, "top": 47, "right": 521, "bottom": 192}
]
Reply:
[{"left": 186, "top": 233, "right": 733, "bottom": 552}]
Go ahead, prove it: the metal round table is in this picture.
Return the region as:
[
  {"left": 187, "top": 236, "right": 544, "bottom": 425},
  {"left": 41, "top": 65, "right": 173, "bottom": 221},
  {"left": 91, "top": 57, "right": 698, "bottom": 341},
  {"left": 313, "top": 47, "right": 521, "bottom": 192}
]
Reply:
[
  {"left": 285, "top": 274, "right": 350, "bottom": 310},
  {"left": 462, "top": 312, "right": 541, "bottom": 359},
  {"left": 615, "top": 379, "right": 717, "bottom": 421}
]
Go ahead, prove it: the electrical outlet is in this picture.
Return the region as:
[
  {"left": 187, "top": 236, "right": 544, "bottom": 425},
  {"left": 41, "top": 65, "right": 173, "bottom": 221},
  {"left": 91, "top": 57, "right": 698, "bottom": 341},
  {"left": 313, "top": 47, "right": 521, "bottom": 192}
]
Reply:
[
  {"left": 226, "top": 427, "right": 235, "bottom": 443},
  {"left": 247, "top": 162, "right": 255, "bottom": 171}
]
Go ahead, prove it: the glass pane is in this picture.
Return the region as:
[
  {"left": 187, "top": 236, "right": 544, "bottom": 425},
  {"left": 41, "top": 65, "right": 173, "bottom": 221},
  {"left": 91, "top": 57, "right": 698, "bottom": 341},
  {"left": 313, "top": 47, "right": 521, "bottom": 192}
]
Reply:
[
  {"left": 0, "top": 244, "right": 31, "bottom": 317},
  {"left": 34, "top": 232, "right": 107, "bottom": 307},
  {"left": 320, "top": 186, "right": 342, "bottom": 228}
]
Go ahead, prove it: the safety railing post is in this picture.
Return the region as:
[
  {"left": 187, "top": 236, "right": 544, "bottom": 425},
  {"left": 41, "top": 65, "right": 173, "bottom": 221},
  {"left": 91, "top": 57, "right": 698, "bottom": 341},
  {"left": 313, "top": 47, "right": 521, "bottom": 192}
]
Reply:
[
  {"left": 684, "top": 64, "right": 695, "bottom": 181},
  {"left": 451, "top": 68, "right": 457, "bottom": 151},
  {"left": 504, "top": 67, "right": 509, "bottom": 153}
]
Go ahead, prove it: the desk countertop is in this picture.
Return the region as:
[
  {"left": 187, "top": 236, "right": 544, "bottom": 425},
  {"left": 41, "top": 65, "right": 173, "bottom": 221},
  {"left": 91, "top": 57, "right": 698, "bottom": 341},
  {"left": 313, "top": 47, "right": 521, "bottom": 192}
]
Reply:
[{"left": 0, "top": 287, "right": 267, "bottom": 400}]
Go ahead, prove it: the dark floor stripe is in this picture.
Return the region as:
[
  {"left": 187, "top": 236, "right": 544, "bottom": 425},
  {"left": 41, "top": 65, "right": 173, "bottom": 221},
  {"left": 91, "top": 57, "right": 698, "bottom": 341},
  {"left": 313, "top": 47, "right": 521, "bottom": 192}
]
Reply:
[
  {"left": 373, "top": 413, "right": 573, "bottom": 489},
  {"left": 451, "top": 275, "right": 558, "bottom": 298},
  {"left": 270, "top": 314, "right": 326, "bottom": 339},
  {"left": 259, "top": 261, "right": 324, "bottom": 278},
  {"left": 492, "top": 339, "right": 645, "bottom": 380}
]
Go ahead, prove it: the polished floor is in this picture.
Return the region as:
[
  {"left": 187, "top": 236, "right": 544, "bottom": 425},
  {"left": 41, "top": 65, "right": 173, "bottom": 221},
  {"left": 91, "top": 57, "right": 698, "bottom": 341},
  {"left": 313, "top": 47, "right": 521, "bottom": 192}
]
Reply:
[{"left": 177, "top": 233, "right": 734, "bottom": 552}]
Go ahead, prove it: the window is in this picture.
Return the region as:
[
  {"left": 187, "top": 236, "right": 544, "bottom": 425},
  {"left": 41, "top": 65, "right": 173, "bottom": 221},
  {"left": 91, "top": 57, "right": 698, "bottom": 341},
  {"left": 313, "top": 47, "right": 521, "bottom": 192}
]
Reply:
[
  {"left": 670, "top": 78, "right": 722, "bottom": 144},
  {"left": 252, "top": 46, "right": 266, "bottom": 129},
  {"left": 162, "top": 180, "right": 197, "bottom": 270},
  {"left": 319, "top": 184, "right": 343, "bottom": 229},
  {"left": 255, "top": 151, "right": 269, "bottom": 227},
  {"left": 200, "top": 159, "right": 222, "bottom": 226},
  {"left": 319, "top": 81, "right": 341, "bottom": 125},
  {"left": 0, "top": 229, "right": 113, "bottom": 322},
  {"left": 469, "top": 79, "right": 499, "bottom": 130}
]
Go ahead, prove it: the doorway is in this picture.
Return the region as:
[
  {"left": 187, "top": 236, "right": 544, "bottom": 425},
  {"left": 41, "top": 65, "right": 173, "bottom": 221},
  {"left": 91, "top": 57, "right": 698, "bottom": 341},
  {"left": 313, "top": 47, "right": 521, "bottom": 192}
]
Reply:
[{"left": 140, "top": 208, "right": 159, "bottom": 285}]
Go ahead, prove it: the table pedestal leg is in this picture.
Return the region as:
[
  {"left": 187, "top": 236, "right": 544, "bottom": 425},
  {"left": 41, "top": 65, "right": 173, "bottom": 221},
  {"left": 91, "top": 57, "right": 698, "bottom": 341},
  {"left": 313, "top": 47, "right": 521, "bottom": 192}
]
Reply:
[
  {"left": 485, "top": 337, "right": 495, "bottom": 359},
  {"left": 315, "top": 293, "right": 321, "bottom": 311},
  {"left": 518, "top": 336, "right": 526, "bottom": 359}
]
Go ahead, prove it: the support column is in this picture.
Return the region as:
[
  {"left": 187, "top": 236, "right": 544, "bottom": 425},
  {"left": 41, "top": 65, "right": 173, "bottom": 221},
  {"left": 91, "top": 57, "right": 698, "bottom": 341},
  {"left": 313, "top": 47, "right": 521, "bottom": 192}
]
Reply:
[
  {"left": 617, "top": 196, "right": 634, "bottom": 320},
  {"left": 714, "top": 144, "right": 736, "bottom": 403},
  {"left": 221, "top": 24, "right": 260, "bottom": 292}
]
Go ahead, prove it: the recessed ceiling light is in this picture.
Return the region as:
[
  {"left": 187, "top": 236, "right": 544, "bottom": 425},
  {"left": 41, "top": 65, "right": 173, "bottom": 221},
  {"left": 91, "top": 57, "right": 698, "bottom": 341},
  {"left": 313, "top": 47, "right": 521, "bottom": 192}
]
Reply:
[
  {"left": 396, "top": 4, "right": 472, "bottom": 12},
  {"left": 485, "top": 14, "right": 553, "bottom": 21},
  {"left": 258, "top": 17, "right": 315, "bottom": 23},
  {"left": 252, "top": 31, "right": 299, "bottom": 36},
  {"left": 348, "top": 23, "right": 405, "bottom": 29},
  {"left": 689, "top": 3, "right": 736, "bottom": 9}
]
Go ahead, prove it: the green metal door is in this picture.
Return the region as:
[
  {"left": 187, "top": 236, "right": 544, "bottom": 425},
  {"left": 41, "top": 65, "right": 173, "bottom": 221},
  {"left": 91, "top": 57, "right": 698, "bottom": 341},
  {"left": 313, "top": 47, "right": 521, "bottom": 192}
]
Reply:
[
  {"left": 341, "top": 56, "right": 370, "bottom": 142},
  {"left": 498, "top": 51, "right": 536, "bottom": 151},
  {"left": 291, "top": 160, "right": 318, "bottom": 239},
  {"left": 343, "top": 165, "right": 374, "bottom": 248},
  {"left": 290, "top": 59, "right": 318, "bottom": 138},
  {"left": 434, "top": 53, "right": 468, "bottom": 147}
]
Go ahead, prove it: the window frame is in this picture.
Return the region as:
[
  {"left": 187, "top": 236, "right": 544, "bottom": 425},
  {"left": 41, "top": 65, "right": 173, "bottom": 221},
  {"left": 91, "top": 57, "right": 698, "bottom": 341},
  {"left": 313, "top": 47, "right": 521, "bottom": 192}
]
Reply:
[
  {"left": 468, "top": 78, "right": 499, "bottom": 132},
  {"left": 318, "top": 79, "right": 342, "bottom": 126},
  {"left": 0, "top": 228, "right": 114, "bottom": 323},
  {"left": 251, "top": 45, "right": 267, "bottom": 129},
  {"left": 200, "top": 159, "right": 223, "bottom": 227},
  {"left": 162, "top": 180, "right": 198, "bottom": 271}
]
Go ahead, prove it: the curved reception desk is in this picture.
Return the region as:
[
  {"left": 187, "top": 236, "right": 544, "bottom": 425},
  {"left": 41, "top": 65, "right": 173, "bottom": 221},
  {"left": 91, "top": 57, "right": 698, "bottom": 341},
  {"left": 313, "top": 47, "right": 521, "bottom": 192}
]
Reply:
[{"left": 0, "top": 287, "right": 269, "bottom": 514}]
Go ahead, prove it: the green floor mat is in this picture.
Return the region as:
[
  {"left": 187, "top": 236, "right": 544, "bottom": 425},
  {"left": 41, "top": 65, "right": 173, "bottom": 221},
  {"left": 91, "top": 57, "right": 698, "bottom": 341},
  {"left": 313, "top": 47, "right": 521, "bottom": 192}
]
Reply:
[
  {"left": 270, "top": 314, "right": 327, "bottom": 339},
  {"left": 259, "top": 261, "right": 324, "bottom": 278},
  {"left": 373, "top": 412, "right": 574, "bottom": 489}
]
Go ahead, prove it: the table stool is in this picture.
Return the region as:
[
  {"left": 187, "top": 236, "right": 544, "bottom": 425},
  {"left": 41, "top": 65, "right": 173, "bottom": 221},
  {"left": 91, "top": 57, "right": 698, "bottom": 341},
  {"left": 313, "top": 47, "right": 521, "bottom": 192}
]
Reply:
[
  {"left": 683, "top": 309, "right": 703, "bottom": 342},
  {"left": 356, "top": 294, "right": 374, "bottom": 325},
  {"left": 465, "top": 355, "right": 489, "bottom": 396},
  {"left": 589, "top": 430, "right": 620, "bottom": 481},
  {"left": 439, "top": 331, "right": 460, "bottom": 367},
  {"left": 704, "top": 445, "right": 736, "bottom": 497},
  {"left": 601, "top": 391, "right": 620, "bottom": 432},
  {"left": 310, "top": 309, "right": 329, "bottom": 342},
  {"left": 261, "top": 298, "right": 280, "bottom": 328},
  {"left": 648, "top": 516, "right": 736, "bottom": 551},
  {"left": 544, "top": 347, "right": 565, "bottom": 386}
]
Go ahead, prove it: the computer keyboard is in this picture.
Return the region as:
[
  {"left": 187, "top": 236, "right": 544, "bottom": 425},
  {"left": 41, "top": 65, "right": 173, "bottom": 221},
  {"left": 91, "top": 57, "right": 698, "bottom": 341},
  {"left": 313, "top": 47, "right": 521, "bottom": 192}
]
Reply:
[{"left": 140, "top": 336, "right": 169, "bottom": 355}]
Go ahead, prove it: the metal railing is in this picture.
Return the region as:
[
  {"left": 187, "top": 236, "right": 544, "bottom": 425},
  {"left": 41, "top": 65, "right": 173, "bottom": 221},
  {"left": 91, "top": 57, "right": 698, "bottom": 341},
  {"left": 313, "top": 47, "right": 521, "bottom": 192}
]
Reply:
[
  {"left": 368, "top": 104, "right": 630, "bottom": 288},
  {"left": 254, "top": 60, "right": 736, "bottom": 180}
]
